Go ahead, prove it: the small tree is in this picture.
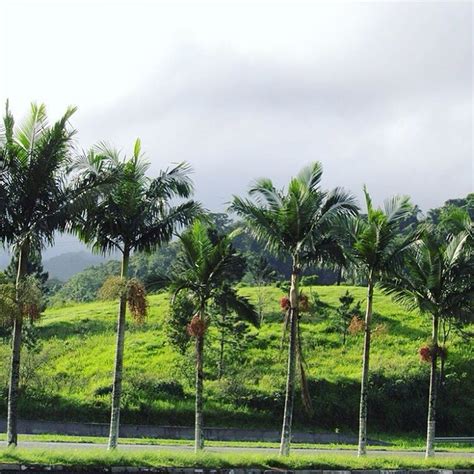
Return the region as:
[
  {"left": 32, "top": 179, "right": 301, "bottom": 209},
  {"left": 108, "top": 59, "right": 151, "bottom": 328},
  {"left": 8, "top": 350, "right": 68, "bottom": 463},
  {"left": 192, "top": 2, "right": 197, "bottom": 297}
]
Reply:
[
  {"left": 333, "top": 290, "right": 362, "bottom": 346},
  {"left": 381, "top": 226, "right": 473, "bottom": 457},
  {"left": 245, "top": 256, "right": 278, "bottom": 324},
  {"left": 75, "top": 139, "right": 200, "bottom": 449},
  {"left": 169, "top": 220, "right": 259, "bottom": 452}
]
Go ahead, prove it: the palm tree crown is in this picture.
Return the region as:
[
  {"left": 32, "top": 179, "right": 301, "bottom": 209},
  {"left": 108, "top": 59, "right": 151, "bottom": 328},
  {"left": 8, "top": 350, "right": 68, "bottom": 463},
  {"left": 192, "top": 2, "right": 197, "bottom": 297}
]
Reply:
[
  {"left": 75, "top": 139, "right": 201, "bottom": 255},
  {"left": 1, "top": 102, "right": 77, "bottom": 249},
  {"left": 346, "top": 186, "right": 417, "bottom": 279},
  {"left": 230, "top": 162, "right": 358, "bottom": 266},
  {"left": 381, "top": 227, "right": 473, "bottom": 321},
  {"left": 171, "top": 221, "right": 257, "bottom": 318}
]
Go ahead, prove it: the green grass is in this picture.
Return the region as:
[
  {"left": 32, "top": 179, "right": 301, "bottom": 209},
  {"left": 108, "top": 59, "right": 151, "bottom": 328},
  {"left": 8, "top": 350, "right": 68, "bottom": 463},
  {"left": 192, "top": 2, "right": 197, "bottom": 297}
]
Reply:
[
  {"left": 5, "top": 433, "right": 472, "bottom": 453},
  {"left": 0, "top": 448, "right": 472, "bottom": 470},
  {"left": 0, "top": 285, "right": 472, "bottom": 435}
]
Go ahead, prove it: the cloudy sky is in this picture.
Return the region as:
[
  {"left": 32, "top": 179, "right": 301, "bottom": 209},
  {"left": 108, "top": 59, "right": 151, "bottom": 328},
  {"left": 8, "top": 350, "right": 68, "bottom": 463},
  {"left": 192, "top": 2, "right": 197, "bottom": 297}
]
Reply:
[{"left": 0, "top": 0, "right": 472, "bottom": 258}]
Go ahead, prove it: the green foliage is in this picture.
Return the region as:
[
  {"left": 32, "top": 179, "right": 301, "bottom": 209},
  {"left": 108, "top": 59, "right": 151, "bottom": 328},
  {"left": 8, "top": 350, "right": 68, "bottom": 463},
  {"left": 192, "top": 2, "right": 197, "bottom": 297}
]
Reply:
[
  {"left": 0, "top": 275, "right": 44, "bottom": 329},
  {"left": 344, "top": 187, "right": 418, "bottom": 281},
  {"left": 230, "top": 162, "right": 357, "bottom": 266},
  {"left": 169, "top": 220, "right": 258, "bottom": 328},
  {"left": 0, "top": 281, "right": 16, "bottom": 331},
  {"left": 331, "top": 290, "right": 362, "bottom": 344},
  {"left": 4, "top": 249, "right": 48, "bottom": 290},
  {"left": 301, "top": 274, "right": 319, "bottom": 286},
  {"left": 74, "top": 141, "right": 200, "bottom": 256},
  {"left": 97, "top": 275, "right": 124, "bottom": 300},
  {"left": 50, "top": 260, "right": 121, "bottom": 304},
  {"left": 165, "top": 292, "right": 194, "bottom": 354},
  {"left": 381, "top": 228, "right": 474, "bottom": 325}
]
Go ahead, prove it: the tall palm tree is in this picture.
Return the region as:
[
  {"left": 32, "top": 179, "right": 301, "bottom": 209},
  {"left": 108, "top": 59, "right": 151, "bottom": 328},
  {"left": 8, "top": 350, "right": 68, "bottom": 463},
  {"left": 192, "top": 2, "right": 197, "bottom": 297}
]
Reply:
[
  {"left": 75, "top": 139, "right": 201, "bottom": 450},
  {"left": 381, "top": 226, "right": 473, "bottom": 458},
  {"left": 343, "top": 187, "right": 418, "bottom": 456},
  {"left": 169, "top": 220, "right": 259, "bottom": 452},
  {"left": 230, "top": 162, "right": 357, "bottom": 456},
  {"left": 0, "top": 102, "right": 77, "bottom": 446}
]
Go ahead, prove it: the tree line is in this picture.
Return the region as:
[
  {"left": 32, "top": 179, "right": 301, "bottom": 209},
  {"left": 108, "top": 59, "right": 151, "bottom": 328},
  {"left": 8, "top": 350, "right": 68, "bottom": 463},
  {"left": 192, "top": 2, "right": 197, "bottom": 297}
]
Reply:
[{"left": 0, "top": 103, "right": 472, "bottom": 458}]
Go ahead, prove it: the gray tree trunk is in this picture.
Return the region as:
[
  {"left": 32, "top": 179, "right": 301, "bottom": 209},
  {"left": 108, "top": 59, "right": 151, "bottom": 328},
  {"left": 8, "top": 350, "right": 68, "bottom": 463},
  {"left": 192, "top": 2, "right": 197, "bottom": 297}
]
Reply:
[
  {"left": 279, "top": 266, "right": 299, "bottom": 456},
  {"left": 7, "top": 242, "right": 29, "bottom": 447},
  {"left": 195, "top": 328, "right": 205, "bottom": 452},
  {"left": 357, "top": 278, "right": 374, "bottom": 456},
  {"left": 108, "top": 248, "right": 130, "bottom": 450},
  {"left": 425, "top": 313, "right": 439, "bottom": 458}
]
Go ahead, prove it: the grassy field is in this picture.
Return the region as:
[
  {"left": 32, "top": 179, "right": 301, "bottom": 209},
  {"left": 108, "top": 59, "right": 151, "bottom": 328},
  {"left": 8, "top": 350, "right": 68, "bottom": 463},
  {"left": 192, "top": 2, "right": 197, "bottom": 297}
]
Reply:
[
  {"left": 0, "top": 448, "right": 472, "bottom": 470},
  {"left": 0, "top": 284, "right": 472, "bottom": 435}
]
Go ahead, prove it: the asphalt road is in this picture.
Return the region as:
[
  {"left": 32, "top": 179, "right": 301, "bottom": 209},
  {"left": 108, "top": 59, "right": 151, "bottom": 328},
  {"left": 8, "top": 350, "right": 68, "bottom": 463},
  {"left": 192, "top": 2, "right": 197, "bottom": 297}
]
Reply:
[{"left": 0, "top": 441, "right": 472, "bottom": 458}]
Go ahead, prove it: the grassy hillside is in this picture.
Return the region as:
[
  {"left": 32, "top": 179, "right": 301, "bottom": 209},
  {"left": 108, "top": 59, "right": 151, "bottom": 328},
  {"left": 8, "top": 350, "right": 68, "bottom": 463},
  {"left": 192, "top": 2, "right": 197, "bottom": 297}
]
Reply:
[{"left": 0, "top": 285, "right": 472, "bottom": 435}]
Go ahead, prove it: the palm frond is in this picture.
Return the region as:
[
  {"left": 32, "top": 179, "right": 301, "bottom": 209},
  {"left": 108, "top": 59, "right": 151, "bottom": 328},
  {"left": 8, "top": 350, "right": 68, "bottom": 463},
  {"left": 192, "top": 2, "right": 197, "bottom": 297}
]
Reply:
[
  {"left": 15, "top": 103, "right": 48, "bottom": 156},
  {"left": 248, "top": 178, "right": 282, "bottom": 211},
  {"left": 296, "top": 161, "right": 323, "bottom": 192},
  {"left": 214, "top": 287, "right": 259, "bottom": 327}
]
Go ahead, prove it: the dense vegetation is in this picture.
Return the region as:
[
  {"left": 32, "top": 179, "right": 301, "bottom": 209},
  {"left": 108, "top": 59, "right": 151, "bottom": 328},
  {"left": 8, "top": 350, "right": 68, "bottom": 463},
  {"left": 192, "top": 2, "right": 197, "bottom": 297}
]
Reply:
[{"left": 0, "top": 285, "right": 472, "bottom": 435}]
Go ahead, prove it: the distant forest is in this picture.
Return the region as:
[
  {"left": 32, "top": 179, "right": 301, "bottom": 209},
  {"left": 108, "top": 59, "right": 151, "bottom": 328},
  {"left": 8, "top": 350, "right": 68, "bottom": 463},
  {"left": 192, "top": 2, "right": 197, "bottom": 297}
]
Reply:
[{"left": 1, "top": 193, "right": 472, "bottom": 306}]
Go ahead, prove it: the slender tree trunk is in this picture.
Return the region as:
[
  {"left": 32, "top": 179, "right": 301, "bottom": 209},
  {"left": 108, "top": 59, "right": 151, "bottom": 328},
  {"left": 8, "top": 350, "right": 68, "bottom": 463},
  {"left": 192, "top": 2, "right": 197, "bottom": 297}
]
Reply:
[
  {"left": 357, "top": 276, "right": 374, "bottom": 456},
  {"left": 425, "top": 313, "right": 439, "bottom": 458},
  {"left": 7, "top": 243, "right": 29, "bottom": 447},
  {"left": 218, "top": 313, "right": 225, "bottom": 380},
  {"left": 258, "top": 287, "right": 265, "bottom": 325},
  {"left": 108, "top": 248, "right": 130, "bottom": 450},
  {"left": 195, "top": 312, "right": 205, "bottom": 452},
  {"left": 279, "top": 265, "right": 299, "bottom": 456},
  {"left": 439, "top": 319, "right": 449, "bottom": 387},
  {"left": 336, "top": 266, "right": 342, "bottom": 286}
]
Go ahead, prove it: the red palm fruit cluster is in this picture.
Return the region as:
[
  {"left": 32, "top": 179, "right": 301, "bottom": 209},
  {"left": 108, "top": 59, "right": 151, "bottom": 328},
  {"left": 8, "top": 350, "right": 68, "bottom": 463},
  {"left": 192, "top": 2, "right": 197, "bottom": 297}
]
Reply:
[
  {"left": 187, "top": 314, "right": 207, "bottom": 337},
  {"left": 419, "top": 345, "right": 432, "bottom": 362},
  {"left": 280, "top": 296, "right": 290, "bottom": 310},
  {"left": 299, "top": 294, "right": 309, "bottom": 312},
  {"left": 127, "top": 279, "right": 148, "bottom": 325}
]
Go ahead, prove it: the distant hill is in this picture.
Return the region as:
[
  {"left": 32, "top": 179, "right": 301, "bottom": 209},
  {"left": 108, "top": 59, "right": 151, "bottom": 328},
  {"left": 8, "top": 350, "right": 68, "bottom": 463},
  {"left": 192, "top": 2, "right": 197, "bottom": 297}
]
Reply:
[{"left": 43, "top": 251, "right": 113, "bottom": 281}]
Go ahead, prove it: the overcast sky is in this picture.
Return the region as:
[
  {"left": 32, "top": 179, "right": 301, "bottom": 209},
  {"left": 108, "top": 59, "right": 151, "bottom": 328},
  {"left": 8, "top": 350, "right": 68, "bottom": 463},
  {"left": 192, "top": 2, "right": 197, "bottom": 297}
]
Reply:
[{"left": 1, "top": 0, "right": 473, "bottom": 258}]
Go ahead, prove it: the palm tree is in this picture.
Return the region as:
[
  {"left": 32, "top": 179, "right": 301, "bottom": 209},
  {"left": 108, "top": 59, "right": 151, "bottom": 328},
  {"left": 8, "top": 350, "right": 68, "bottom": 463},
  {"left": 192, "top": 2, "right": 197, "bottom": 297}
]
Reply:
[
  {"left": 230, "top": 162, "right": 357, "bottom": 456},
  {"left": 169, "top": 220, "right": 259, "bottom": 452},
  {"left": 75, "top": 139, "right": 201, "bottom": 450},
  {"left": 0, "top": 102, "right": 77, "bottom": 446},
  {"left": 343, "top": 187, "right": 418, "bottom": 456},
  {"left": 381, "top": 226, "right": 473, "bottom": 458}
]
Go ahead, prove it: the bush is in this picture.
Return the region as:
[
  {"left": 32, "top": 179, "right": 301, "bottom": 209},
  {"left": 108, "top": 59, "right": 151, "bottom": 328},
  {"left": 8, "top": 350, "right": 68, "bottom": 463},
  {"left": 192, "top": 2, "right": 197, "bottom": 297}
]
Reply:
[{"left": 301, "top": 275, "right": 319, "bottom": 286}]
